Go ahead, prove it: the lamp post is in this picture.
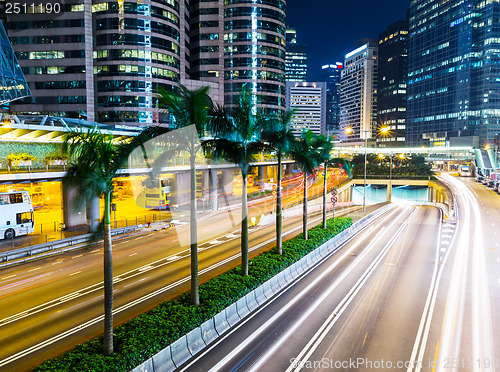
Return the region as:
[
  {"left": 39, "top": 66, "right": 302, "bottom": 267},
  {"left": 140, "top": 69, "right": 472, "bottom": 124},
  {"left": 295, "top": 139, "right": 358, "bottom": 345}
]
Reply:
[{"left": 346, "top": 126, "right": 367, "bottom": 212}]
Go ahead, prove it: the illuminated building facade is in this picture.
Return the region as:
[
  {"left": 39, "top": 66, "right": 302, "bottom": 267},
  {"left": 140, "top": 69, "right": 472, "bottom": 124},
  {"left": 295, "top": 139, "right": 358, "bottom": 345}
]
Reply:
[
  {"left": 321, "top": 62, "right": 343, "bottom": 134},
  {"left": 407, "top": 0, "right": 500, "bottom": 147},
  {"left": 2, "top": 0, "right": 286, "bottom": 125},
  {"left": 340, "top": 41, "right": 378, "bottom": 145},
  {"left": 377, "top": 20, "right": 408, "bottom": 148},
  {"left": 285, "top": 28, "right": 307, "bottom": 82},
  {"left": 286, "top": 81, "right": 326, "bottom": 136}
]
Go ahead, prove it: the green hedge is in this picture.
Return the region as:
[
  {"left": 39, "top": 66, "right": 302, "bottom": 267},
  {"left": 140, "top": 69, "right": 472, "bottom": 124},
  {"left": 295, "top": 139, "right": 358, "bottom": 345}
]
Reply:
[{"left": 35, "top": 217, "right": 352, "bottom": 372}]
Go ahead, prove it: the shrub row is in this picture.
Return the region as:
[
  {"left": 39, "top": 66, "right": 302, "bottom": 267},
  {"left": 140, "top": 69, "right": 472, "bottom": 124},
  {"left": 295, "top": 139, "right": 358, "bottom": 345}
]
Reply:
[{"left": 35, "top": 217, "right": 353, "bottom": 372}]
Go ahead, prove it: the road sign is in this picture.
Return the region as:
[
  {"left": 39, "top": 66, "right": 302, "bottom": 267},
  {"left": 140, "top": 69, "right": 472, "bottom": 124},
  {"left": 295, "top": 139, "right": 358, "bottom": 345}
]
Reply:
[
  {"left": 331, "top": 196, "right": 338, "bottom": 203},
  {"left": 272, "top": 184, "right": 277, "bottom": 191},
  {"left": 272, "top": 191, "right": 276, "bottom": 197},
  {"left": 331, "top": 189, "right": 338, "bottom": 196}
]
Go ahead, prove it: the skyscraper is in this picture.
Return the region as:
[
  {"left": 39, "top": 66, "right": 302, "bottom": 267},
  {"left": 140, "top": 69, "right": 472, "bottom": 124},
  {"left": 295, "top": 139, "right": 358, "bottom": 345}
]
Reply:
[
  {"left": 2, "top": 0, "right": 286, "bottom": 125},
  {"left": 286, "top": 81, "right": 326, "bottom": 136},
  {"left": 377, "top": 20, "right": 408, "bottom": 147},
  {"left": 285, "top": 28, "right": 307, "bottom": 82},
  {"left": 321, "top": 63, "right": 343, "bottom": 135},
  {"left": 407, "top": 0, "right": 500, "bottom": 147},
  {"left": 340, "top": 41, "right": 378, "bottom": 145}
]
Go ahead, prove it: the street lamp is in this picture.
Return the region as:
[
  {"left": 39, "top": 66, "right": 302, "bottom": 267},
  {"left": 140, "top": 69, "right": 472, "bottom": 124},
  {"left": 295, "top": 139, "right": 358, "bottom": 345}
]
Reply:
[{"left": 345, "top": 126, "right": 368, "bottom": 211}]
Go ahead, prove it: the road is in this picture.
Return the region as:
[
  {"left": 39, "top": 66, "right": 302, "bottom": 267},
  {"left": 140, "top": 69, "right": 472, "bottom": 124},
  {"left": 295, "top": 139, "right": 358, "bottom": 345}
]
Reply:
[
  {"left": 180, "top": 175, "right": 500, "bottom": 372},
  {"left": 0, "top": 188, "right": 359, "bottom": 371}
]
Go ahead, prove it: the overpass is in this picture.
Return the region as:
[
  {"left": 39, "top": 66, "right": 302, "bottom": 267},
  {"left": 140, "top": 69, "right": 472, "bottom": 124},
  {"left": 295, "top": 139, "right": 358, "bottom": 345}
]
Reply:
[{"left": 332, "top": 146, "right": 474, "bottom": 162}]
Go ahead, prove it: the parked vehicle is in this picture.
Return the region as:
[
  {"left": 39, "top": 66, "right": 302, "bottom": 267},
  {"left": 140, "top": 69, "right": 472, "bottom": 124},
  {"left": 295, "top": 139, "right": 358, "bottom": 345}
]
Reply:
[{"left": 0, "top": 190, "right": 34, "bottom": 239}]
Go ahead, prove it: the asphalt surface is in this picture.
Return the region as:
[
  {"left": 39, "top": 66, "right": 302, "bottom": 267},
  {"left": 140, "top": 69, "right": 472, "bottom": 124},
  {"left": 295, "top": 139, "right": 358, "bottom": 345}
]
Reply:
[{"left": 178, "top": 175, "right": 500, "bottom": 372}]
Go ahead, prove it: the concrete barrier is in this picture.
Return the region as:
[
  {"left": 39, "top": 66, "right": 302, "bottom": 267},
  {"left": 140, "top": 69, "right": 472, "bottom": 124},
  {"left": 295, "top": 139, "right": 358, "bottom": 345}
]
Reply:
[
  {"left": 214, "top": 310, "right": 230, "bottom": 335},
  {"left": 262, "top": 280, "right": 275, "bottom": 299},
  {"left": 170, "top": 336, "right": 191, "bottom": 368},
  {"left": 276, "top": 271, "right": 287, "bottom": 287},
  {"left": 225, "top": 303, "right": 241, "bottom": 327},
  {"left": 186, "top": 327, "right": 206, "bottom": 356},
  {"left": 152, "top": 346, "right": 176, "bottom": 372},
  {"left": 245, "top": 291, "right": 259, "bottom": 312},
  {"left": 200, "top": 318, "right": 218, "bottom": 345},
  {"left": 254, "top": 284, "right": 267, "bottom": 305},
  {"left": 289, "top": 262, "right": 300, "bottom": 279},
  {"left": 130, "top": 358, "right": 154, "bottom": 372},
  {"left": 236, "top": 297, "right": 250, "bottom": 319},
  {"left": 270, "top": 274, "right": 282, "bottom": 291}
]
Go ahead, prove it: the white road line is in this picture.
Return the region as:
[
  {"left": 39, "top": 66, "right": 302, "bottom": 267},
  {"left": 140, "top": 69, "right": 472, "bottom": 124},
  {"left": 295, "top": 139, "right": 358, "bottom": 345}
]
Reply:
[
  {"left": 1, "top": 275, "right": 16, "bottom": 280},
  {"left": 28, "top": 267, "right": 41, "bottom": 272},
  {"left": 129, "top": 253, "right": 137, "bottom": 257},
  {"left": 69, "top": 271, "right": 81, "bottom": 277},
  {"left": 72, "top": 255, "right": 83, "bottom": 259}
]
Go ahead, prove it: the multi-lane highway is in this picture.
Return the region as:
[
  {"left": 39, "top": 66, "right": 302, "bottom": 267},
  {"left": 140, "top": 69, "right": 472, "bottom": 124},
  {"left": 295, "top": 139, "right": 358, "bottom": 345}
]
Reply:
[
  {"left": 0, "top": 188, "right": 359, "bottom": 371},
  {"left": 179, "top": 174, "right": 500, "bottom": 372}
]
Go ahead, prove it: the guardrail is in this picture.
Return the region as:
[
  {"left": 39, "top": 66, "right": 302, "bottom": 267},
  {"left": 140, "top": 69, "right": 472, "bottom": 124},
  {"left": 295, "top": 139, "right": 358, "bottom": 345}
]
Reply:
[
  {"left": 0, "top": 225, "right": 142, "bottom": 265},
  {"left": 131, "top": 203, "right": 395, "bottom": 372}
]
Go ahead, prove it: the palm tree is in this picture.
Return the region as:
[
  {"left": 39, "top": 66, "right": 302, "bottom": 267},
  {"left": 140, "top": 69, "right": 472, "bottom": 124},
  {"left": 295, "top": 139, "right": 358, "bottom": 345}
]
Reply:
[
  {"left": 313, "top": 135, "right": 334, "bottom": 229},
  {"left": 207, "top": 87, "right": 267, "bottom": 276},
  {"left": 261, "top": 111, "right": 295, "bottom": 255},
  {"left": 63, "top": 125, "right": 167, "bottom": 355},
  {"left": 289, "top": 130, "right": 323, "bottom": 240},
  {"left": 158, "top": 85, "right": 213, "bottom": 306}
]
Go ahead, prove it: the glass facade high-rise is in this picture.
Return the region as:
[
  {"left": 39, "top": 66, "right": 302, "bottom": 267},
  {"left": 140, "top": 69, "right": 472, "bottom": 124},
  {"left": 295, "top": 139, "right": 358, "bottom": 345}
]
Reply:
[
  {"left": 286, "top": 81, "right": 326, "bottom": 136},
  {"left": 0, "top": 19, "right": 30, "bottom": 105},
  {"left": 224, "top": 1, "right": 286, "bottom": 114},
  {"left": 321, "top": 63, "right": 343, "bottom": 134},
  {"left": 407, "top": 0, "right": 500, "bottom": 147},
  {"left": 377, "top": 20, "right": 408, "bottom": 148},
  {"left": 340, "top": 41, "right": 378, "bottom": 145},
  {"left": 285, "top": 28, "right": 307, "bottom": 82}
]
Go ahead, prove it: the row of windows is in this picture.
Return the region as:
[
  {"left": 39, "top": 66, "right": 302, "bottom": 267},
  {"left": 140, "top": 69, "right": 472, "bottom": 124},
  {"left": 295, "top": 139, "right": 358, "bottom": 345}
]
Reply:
[
  {"left": 93, "top": 64, "right": 179, "bottom": 81},
  {"left": 225, "top": 44, "right": 284, "bottom": 58},
  {"left": 95, "top": 18, "right": 179, "bottom": 40},
  {"left": 224, "top": 82, "right": 284, "bottom": 95},
  {"left": 33, "top": 96, "right": 87, "bottom": 104},
  {"left": 7, "top": 19, "right": 84, "bottom": 30},
  {"left": 225, "top": 69, "right": 284, "bottom": 83},
  {"left": 22, "top": 66, "right": 85, "bottom": 75},
  {"left": 224, "top": 19, "right": 285, "bottom": 34},
  {"left": 17, "top": 50, "right": 85, "bottom": 60},
  {"left": 223, "top": 0, "right": 285, "bottom": 11},
  {"left": 225, "top": 57, "right": 284, "bottom": 70},
  {"left": 93, "top": 49, "right": 179, "bottom": 68},
  {"left": 94, "top": 34, "right": 179, "bottom": 54},
  {"left": 11, "top": 35, "right": 84, "bottom": 45},
  {"left": 35, "top": 81, "right": 86, "bottom": 89},
  {"left": 224, "top": 32, "right": 284, "bottom": 46},
  {"left": 224, "top": 7, "right": 285, "bottom": 24},
  {"left": 92, "top": 1, "right": 179, "bottom": 16},
  {"left": 98, "top": 95, "right": 155, "bottom": 108}
]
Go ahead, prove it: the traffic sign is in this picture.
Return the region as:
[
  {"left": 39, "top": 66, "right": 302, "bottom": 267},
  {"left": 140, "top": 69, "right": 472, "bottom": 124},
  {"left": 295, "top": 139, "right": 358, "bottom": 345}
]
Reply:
[
  {"left": 272, "top": 191, "right": 276, "bottom": 197},
  {"left": 331, "top": 196, "right": 338, "bottom": 203},
  {"left": 331, "top": 189, "right": 338, "bottom": 196},
  {"left": 272, "top": 184, "right": 277, "bottom": 191}
]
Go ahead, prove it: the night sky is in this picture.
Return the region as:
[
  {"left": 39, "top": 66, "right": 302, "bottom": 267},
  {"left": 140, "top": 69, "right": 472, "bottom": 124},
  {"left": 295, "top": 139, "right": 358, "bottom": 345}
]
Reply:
[{"left": 285, "top": 0, "right": 410, "bottom": 81}]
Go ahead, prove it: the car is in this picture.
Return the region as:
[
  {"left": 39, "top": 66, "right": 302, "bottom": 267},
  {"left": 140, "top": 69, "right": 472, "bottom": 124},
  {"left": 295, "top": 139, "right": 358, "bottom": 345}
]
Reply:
[
  {"left": 495, "top": 180, "right": 500, "bottom": 193},
  {"left": 476, "top": 174, "right": 484, "bottom": 183}
]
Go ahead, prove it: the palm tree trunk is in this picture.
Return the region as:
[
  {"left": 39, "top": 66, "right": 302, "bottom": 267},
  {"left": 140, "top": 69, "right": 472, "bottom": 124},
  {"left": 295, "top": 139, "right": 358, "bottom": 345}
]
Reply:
[
  {"left": 103, "top": 191, "right": 114, "bottom": 355},
  {"left": 276, "top": 153, "right": 282, "bottom": 254},
  {"left": 241, "top": 171, "right": 249, "bottom": 276},
  {"left": 190, "top": 149, "right": 199, "bottom": 306},
  {"left": 303, "top": 172, "right": 308, "bottom": 240},
  {"left": 322, "top": 164, "right": 327, "bottom": 229}
]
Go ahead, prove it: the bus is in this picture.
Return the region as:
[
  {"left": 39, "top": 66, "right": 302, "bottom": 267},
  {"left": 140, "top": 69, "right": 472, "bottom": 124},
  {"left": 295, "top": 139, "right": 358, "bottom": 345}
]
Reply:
[
  {"left": 136, "top": 178, "right": 173, "bottom": 210},
  {"left": 459, "top": 165, "right": 472, "bottom": 177},
  {"left": 0, "top": 190, "right": 35, "bottom": 239}
]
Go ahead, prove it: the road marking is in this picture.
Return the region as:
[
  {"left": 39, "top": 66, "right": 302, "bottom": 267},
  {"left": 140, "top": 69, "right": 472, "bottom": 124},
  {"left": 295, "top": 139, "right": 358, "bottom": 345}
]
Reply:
[
  {"left": 90, "top": 250, "right": 99, "bottom": 253},
  {"left": 72, "top": 255, "right": 83, "bottom": 259},
  {"left": 442, "top": 234, "right": 453, "bottom": 239},
  {"left": 167, "top": 256, "right": 181, "bottom": 261},
  {"left": 28, "top": 267, "right": 41, "bottom": 272},
  {"left": 441, "top": 241, "right": 450, "bottom": 245},
  {"left": 209, "top": 239, "right": 223, "bottom": 245},
  {"left": 1, "top": 275, "right": 16, "bottom": 280},
  {"left": 138, "top": 266, "right": 153, "bottom": 272},
  {"left": 129, "top": 253, "right": 137, "bottom": 257},
  {"left": 441, "top": 248, "right": 446, "bottom": 253},
  {"left": 51, "top": 261, "right": 62, "bottom": 265},
  {"left": 69, "top": 271, "right": 81, "bottom": 277}
]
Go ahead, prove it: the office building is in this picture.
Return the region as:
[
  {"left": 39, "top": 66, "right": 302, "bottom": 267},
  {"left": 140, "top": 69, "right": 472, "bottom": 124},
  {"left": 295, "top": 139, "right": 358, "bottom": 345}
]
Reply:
[
  {"left": 407, "top": 0, "right": 500, "bottom": 147},
  {"left": 321, "top": 62, "right": 343, "bottom": 135},
  {"left": 340, "top": 40, "right": 378, "bottom": 146},
  {"left": 286, "top": 81, "right": 326, "bottom": 136},
  {"left": 285, "top": 28, "right": 307, "bottom": 82},
  {"left": 377, "top": 20, "right": 408, "bottom": 147},
  {"left": 0, "top": 19, "right": 30, "bottom": 105},
  {"left": 2, "top": 0, "right": 286, "bottom": 126}
]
